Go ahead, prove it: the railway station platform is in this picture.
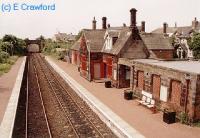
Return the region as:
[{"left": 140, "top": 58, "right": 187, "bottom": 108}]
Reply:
[
  {"left": 47, "top": 56, "right": 200, "bottom": 138},
  {"left": 0, "top": 57, "right": 26, "bottom": 137},
  {"left": 0, "top": 57, "right": 25, "bottom": 123}
]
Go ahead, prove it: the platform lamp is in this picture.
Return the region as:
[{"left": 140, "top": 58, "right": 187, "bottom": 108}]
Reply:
[{"left": 87, "top": 41, "right": 91, "bottom": 82}]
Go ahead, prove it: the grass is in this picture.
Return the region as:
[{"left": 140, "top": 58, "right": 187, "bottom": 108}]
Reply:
[
  {"left": 0, "top": 56, "right": 18, "bottom": 76},
  {"left": 193, "top": 122, "right": 200, "bottom": 127}
]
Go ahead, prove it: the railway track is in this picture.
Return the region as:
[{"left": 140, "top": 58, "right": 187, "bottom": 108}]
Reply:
[
  {"left": 26, "top": 53, "right": 117, "bottom": 138},
  {"left": 26, "top": 55, "right": 52, "bottom": 138}
]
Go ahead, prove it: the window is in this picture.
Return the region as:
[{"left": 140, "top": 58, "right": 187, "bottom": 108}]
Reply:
[
  {"left": 112, "top": 37, "right": 118, "bottom": 45},
  {"left": 160, "top": 85, "right": 168, "bottom": 102}
]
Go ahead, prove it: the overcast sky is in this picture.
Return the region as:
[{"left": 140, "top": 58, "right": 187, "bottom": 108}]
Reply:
[{"left": 0, "top": 0, "right": 199, "bottom": 39}]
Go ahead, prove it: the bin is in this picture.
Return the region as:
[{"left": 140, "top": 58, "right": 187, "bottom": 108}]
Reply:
[
  {"left": 163, "top": 111, "right": 176, "bottom": 124},
  {"left": 105, "top": 81, "right": 111, "bottom": 88},
  {"left": 124, "top": 89, "right": 133, "bottom": 100}
]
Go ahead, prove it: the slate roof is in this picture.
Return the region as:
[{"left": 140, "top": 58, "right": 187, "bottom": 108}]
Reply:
[
  {"left": 70, "top": 39, "right": 80, "bottom": 51},
  {"left": 109, "top": 28, "right": 132, "bottom": 55},
  {"left": 140, "top": 33, "right": 174, "bottom": 50},
  {"left": 151, "top": 26, "right": 192, "bottom": 34},
  {"left": 103, "top": 27, "right": 173, "bottom": 55},
  {"left": 83, "top": 29, "right": 106, "bottom": 52}
]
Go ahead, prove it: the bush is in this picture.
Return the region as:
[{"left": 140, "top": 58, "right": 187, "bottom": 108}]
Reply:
[
  {"left": 7, "top": 56, "right": 18, "bottom": 65},
  {"left": 57, "top": 51, "right": 65, "bottom": 60},
  {"left": 0, "top": 51, "right": 10, "bottom": 63},
  {"left": 0, "top": 63, "right": 11, "bottom": 72},
  {"left": 179, "top": 112, "right": 190, "bottom": 125}
]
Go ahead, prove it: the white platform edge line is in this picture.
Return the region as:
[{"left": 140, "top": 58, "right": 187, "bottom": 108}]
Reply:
[
  {"left": 0, "top": 57, "right": 27, "bottom": 138},
  {"left": 46, "top": 57, "right": 145, "bottom": 138}
]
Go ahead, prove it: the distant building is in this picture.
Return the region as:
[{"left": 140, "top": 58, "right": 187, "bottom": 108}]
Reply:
[
  {"left": 53, "top": 32, "right": 76, "bottom": 43},
  {"left": 152, "top": 18, "right": 200, "bottom": 59}
]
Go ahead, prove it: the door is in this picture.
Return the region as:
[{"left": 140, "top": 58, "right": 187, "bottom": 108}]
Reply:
[
  {"left": 171, "top": 80, "right": 181, "bottom": 106},
  {"left": 94, "top": 63, "right": 100, "bottom": 79},
  {"left": 137, "top": 71, "right": 144, "bottom": 90},
  {"left": 152, "top": 75, "right": 161, "bottom": 100},
  {"left": 104, "top": 63, "right": 107, "bottom": 78}
]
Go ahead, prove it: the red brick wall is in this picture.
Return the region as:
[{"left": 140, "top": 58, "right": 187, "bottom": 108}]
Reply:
[
  {"left": 152, "top": 50, "right": 174, "bottom": 60},
  {"left": 152, "top": 75, "right": 161, "bottom": 100}
]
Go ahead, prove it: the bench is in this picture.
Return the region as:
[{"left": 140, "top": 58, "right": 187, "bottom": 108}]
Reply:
[{"left": 137, "top": 91, "right": 156, "bottom": 113}]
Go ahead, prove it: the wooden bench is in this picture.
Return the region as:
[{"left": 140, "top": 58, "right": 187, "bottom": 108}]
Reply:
[{"left": 137, "top": 91, "right": 156, "bottom": 113}]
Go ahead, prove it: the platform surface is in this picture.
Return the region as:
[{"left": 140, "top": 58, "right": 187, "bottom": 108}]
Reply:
[
  {"left": 0, "top": 57, "right": 24, "bottom": 123},
  {"left": 0, "top": 57, "right": 26, "bottom": 138},
  {"left": 48, "top": 56, "right": 200, "bottom": 138}
]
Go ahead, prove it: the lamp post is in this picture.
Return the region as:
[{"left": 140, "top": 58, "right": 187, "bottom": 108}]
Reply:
[{"left": 87, "top": 41, "right": 91, "bottom": 82}]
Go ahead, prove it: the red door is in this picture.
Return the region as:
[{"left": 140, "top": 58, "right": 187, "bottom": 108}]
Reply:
[{"left": 152, "top": 75, "right": 161, "bottom": 100}]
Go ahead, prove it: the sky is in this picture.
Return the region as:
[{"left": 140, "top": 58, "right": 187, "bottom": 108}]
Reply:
[{"left": 0, "top": 0, "right": 199, "bottom": 39}]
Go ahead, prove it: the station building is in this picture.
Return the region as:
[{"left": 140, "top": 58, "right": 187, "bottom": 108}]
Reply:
[{"left": 119, "top": 58, "right": 200, "bottom": 121}]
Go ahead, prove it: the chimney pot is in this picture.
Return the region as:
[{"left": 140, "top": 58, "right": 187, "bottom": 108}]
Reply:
[
  {"left": 192, "top": 17, "right": 198, "bottom": 29},
  {"left": 102, "top": 17, "right": 107, "bottom": 29},
  {"left": 141, "top": 21, "right": 145, "bottom": 32},
  {"left": 123, "top": 23, "right": 126, "bottom": 27},
  {"left": 163, "top": 22, "right": 167, "bottom": 34},
  {"left": 130, "top": 8, "right": 137, "bottom": 27},
  {"left": 92, "top": 17, "right": 97, "bottom": 30},
  {"left": 130, "top": 8, "right": 139, "bottom": 39}
]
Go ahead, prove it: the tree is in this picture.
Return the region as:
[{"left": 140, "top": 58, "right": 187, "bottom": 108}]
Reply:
[
  {"left": 2, "top": 35, "right": 17, "bottom": 56},
  {"left": 188, "top": 33, "right": 200, "bottom": 59},
  {"left": 2, "top": 35, "right": 26, "bottom": 55},
  {"left": 75, "top": 31, "right": 83, "bottom": 41}
]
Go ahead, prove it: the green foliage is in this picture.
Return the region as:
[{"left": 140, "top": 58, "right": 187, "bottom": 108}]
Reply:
[
  {"left": 57, "top": 51, "right": 66, "bottom": 60},
  {"left": 193, "top": 121, "right": 200, "bottom": 127},
  {"left": 0, "top": 51, "right": 10, "bottom": 63},
  {"left": 0, "top": 63, "right": 11, "bottom": 72},
  {"left": 188, "top": 33, "right": 200, "bottom": 59},
  {"left": 0, "top": 34, "right": 24, "bottom": 76},
  {"left": 1, "top": 34, "right": 26, "bottom": 56},
  {"left": 179, "top": 112, "right": 190, "bottom": 125},
  {"left": 75, "top": 31, "right": 82, "bottom": 41},
  {"left": 43, "top": 39, "right": 72, "bottom": 61}
]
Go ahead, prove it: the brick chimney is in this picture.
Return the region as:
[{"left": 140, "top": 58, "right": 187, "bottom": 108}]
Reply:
[
  {"left": 192, "top": 17, "right": 198, "bottom": 29},
  {"left": 123, "top": 23, "right": 126, "bottom": 27},
  {"left": 141, "top": 21, "right": 145, "bottom": 32},
  {"left": 130, "top": 8, "right": 139, "bottom": 39},
  {"left": 102, "top": 17, "right": 107, "bottom": 29},
  {"left": 130, "top": 8, "right": 137, "bottom": 27},
  {"left": 163, "top": 22, "right": 167, "bottom": 34},
  {"left": 92, "top": 17, "right": 97, "bottom": 30}
]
